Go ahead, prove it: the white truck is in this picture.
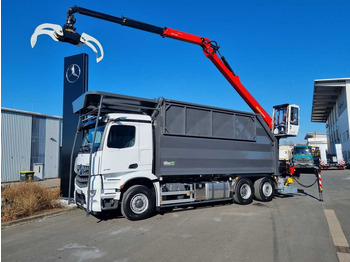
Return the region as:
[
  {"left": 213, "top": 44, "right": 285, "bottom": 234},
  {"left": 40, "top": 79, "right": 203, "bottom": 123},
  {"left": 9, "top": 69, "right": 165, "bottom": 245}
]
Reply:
[
  {"left": 72, "top": 91, "right": 283, "bottom": 220},
  {"left": 320, "top": 144, "right": 345, "bottom": 170}
]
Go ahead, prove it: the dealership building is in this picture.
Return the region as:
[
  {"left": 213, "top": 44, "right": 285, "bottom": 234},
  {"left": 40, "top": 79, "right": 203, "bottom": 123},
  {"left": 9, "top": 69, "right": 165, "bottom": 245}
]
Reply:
[
  {"left": 311, "top": 78, "right": 350, "bottom": 161},
  {"left": 1, "top": 108, "right": 62, "bottom": 182}
]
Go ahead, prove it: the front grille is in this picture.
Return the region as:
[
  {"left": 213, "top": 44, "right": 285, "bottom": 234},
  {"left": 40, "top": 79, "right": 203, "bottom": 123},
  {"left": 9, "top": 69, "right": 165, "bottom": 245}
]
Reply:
[
  {"left": 76, "top": 164, "right": 90, "bottom": 188},
  {"left": 296, "top": 158, "right": 312, "bottom": 163}
]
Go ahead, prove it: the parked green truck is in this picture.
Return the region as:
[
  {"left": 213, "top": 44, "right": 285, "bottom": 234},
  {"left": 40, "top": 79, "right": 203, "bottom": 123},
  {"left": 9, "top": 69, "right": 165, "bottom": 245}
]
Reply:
[{"left": 291, "top": 145, "right": 314, "bottom": 176}]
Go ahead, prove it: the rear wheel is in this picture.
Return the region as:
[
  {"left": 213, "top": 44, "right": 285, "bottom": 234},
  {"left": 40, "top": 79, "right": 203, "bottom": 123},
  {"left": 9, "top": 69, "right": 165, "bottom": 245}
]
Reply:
[
  {"left": 254, "top": 177, "right": 275, "bottom": 202},
  {"left": 233, "top": 178, "right": 254, "bottom": 205},
  {"left": 121, "top": 185, "right": 155, "bottom": 220}
]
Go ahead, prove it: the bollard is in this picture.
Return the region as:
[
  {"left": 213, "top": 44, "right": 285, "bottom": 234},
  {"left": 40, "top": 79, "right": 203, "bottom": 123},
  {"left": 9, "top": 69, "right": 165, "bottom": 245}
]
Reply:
[{"left": 316, "top": 169, "right": 323, "bottom": 202}]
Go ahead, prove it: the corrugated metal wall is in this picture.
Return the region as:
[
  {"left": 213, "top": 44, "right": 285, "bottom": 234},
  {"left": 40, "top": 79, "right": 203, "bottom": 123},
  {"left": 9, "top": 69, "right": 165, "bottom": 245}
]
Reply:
[
  {"left": 1, "top": 111, "right": 32, "bottom": 182},
  {"left": 1, "top": 109, "right": 62, "bottom": 182}
]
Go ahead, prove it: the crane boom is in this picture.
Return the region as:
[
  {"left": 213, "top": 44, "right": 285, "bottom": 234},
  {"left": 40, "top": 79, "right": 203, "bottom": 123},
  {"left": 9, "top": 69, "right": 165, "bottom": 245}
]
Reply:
[{"left": 66, "top": 6, "right": 273, "bottom": 128}]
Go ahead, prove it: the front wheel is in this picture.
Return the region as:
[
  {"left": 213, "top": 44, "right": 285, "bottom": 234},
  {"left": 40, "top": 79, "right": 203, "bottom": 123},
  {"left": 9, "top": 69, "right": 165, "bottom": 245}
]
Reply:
[{"left": 121, "top": 185, "right": 155, "bottom": 220}]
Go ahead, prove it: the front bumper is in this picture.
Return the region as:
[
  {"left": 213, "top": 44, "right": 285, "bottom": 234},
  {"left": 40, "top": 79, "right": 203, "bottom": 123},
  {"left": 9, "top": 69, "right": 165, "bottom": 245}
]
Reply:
[
  {"left": 76, "top": 191, "right": 119, "bottom": 210},
  {"left": 76, "top": 191, "right": 86, "bottom": 206},
  {"left": 75, "top": 175, "right": 122, "bottom": 212},
  {"left": 101, "top": 199, "right": 119, "bottom": 210},
  {"left": 75, "top": 175, "right": 102, "bottom": 212},
  {"left": 321, "top": 164, "right": 345, "bottom": 170}
]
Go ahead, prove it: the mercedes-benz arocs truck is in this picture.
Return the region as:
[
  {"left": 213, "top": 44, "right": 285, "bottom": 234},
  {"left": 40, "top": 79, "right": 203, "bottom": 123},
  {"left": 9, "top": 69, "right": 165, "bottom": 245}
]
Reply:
[{"left": 73, "top": 91, "right": 280, "bottom": 220}]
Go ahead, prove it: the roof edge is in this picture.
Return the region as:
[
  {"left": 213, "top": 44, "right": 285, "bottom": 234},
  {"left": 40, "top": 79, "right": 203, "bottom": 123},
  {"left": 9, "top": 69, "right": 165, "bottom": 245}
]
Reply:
[
  {"left": 1, "top": 107, "right": 62, "bottom": 120},
  {"left": 314, "top": 77, "right": 350, "bottom": 82}
]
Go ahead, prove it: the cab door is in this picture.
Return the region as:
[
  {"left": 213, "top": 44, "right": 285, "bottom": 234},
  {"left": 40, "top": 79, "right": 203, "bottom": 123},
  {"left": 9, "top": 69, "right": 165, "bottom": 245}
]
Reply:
[
  {"left": 288, "top": 105, "right": 300, "bottom": 136},
  {"left": 101, "top": 122, "right": 139, "bottom": 176}
]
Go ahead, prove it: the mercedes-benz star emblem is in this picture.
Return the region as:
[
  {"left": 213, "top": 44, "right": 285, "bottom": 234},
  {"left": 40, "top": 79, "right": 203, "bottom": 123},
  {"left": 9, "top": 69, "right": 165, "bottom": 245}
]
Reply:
[{"left": 66, "top": 64, "right": 81, "bottom": 83}]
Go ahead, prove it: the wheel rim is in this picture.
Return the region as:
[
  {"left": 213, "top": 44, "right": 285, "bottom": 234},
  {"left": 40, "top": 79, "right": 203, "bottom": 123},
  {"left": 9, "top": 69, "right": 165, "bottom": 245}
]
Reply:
[
  {"left": 130, "top": 193, "right": 149, "bottom": 214},
  {"left": 262, "top": 182, "right": 273, "bottom": 197},
  {"left": 240, "top": 184, "right": 252, "bottom": 200}
]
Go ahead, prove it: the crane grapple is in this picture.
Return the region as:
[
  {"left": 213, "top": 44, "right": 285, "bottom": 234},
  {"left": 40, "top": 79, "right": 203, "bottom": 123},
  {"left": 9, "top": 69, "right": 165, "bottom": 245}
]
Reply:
[{"left": 31, "top": 22, "right": 104, "bottom": 62}]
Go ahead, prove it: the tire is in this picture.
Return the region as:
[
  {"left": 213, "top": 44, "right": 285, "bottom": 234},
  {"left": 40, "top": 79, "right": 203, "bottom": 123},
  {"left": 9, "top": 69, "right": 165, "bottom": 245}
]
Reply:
[
  {"left": 121, "top": 185, "right": 155, "bottom": 221},
  {"left": 233, "top": 178, "right": 254, "bottom": 205},
  {"left": 254, "top": 177, "right": 275, "bottom": 202}
]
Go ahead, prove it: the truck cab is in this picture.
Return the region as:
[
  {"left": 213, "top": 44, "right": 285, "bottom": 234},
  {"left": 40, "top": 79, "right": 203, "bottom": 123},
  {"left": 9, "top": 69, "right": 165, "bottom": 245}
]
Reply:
[
  {"left": 74, "top": 113, "right": 157, "bottom": 214},
  {"left": 272, "top": 104, "right": 300, "bottom": 137},
  {"left": 291, "top": 145, "right": 314, "bottom": 170}
]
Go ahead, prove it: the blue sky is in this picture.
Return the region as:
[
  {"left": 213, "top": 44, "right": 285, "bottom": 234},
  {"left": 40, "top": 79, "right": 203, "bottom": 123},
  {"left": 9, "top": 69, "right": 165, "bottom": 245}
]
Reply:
[{"left": 2, "top": 0, "right": 350, "bottom": 143}]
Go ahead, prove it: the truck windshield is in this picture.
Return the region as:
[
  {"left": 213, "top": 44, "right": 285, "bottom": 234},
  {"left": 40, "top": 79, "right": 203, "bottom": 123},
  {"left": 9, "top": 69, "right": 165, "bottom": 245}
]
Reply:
[
  {"left": 294, "top": 147, "right": 311, "bottom": 155},
  {"left": 80, "top": 125, "right": 106, "bottom": 153}
]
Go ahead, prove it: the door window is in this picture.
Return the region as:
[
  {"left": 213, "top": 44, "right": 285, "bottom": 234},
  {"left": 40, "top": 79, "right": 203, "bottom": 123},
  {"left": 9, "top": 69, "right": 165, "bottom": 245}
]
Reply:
[
  {"left": 290, "top": 107, "right": 299, "bottom": 125},
  {"left": 107, "top": 125, "right": 136, "bottom": 149}
]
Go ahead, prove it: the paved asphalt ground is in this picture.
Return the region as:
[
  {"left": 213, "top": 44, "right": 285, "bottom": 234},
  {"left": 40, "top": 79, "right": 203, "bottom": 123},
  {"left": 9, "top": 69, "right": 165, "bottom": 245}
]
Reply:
[{"left": 2, "top": 170, "right": 350, "bottom": 262}]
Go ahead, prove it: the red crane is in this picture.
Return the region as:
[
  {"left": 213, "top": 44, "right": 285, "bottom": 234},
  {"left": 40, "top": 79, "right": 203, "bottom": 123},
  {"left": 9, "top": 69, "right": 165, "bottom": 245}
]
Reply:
[{"left": 31, "top": 6, "right": 273, "bottom": 129}]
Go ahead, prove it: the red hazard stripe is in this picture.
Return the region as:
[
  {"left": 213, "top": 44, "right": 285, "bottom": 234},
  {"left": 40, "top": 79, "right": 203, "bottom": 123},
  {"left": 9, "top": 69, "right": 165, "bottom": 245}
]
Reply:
[{"left": 318, "top": 173, "right": 323, "bottom": 190}]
